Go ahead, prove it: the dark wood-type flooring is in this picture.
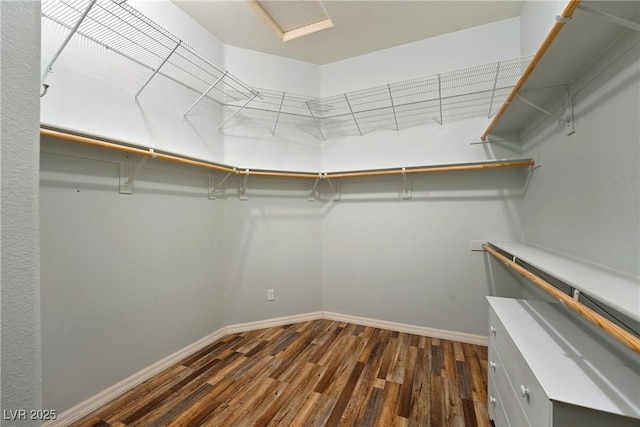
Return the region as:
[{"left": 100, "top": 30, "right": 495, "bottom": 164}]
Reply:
[{"left": 72, "top": 319, "right": 490, "bottom": 426}]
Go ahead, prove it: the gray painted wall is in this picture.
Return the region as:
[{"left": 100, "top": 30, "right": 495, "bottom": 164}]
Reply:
[
  {"left": 320, "top": 168, "right": 527, "bottom": 335},
  {"left": 0, "top": 1, "right": 42, "bottom": 424},
  {"left": 521, "top": 30, "right": 639, "bottom": 275},
  {"left": 220, "top": 180, "right": 323, "bottom": 325},
  {"left": 40, "top": 138, "right": 226, "bottom": 412}
]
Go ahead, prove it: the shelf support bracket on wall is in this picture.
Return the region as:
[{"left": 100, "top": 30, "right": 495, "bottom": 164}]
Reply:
[
  {"left": 307, "top": 174, "right": 322, "bottom": 202},
  {"left": 209, "top": 172, "right": 232, "bottom": 200},
  {"left": 120, "top": 150, "right": 156, "bottom": 193},
  {"left": 578, "top": 3, "right": 640, "bottom": 31},
  {"left": 344, "top": 94, "right": 363, "bottom": 136},
  {"left": 272, "top": 92, "right": 286, "bottom": 136},
  {"left": 238, "top": 169, "right": 249, "bottom": 201},
  {"left": 325, "top": 175, "right": 340, "bottom": 201},
  {"left": 219, "top": 93, "right": 258, "bottom": 131},
  {"left": 134, "top": 40, "right": 182, "bottom": 102},
  {"left": 437, "top": 75, "right": 444, "bottom": 125},
  {"left": 306, "top": 101, "right": 326, "bottom": 141},
  {"left": 387, "top": 84, "right": 400, "bottom": 131},
  {"left": 401, "top": 168, "right": 412, "bottom": 200},
  {"left": 515, "top": 87, "right": 574, "bottom": 136},
  {"left": 43, "top": 0, "right": 97, "bottom": 81},
  {"left": 488, "top": 62, "right": 501, "bottom": 118},
  {"left": 183, "top": 71, "right": 228, "bottom": 119}
]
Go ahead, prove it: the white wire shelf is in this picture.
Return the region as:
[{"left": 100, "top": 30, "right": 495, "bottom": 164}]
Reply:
[
  {"left": 42, "top": 0, "right": 532, "bottom": 140},
  {"left": 225, "top": 56, "right": 533, "bottom": 140},
  {"left": 42, "top": 0, "right": 257, "bottom": 107}
]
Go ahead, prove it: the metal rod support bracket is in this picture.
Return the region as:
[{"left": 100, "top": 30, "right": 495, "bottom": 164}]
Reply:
[
  {"left": 239, "top": 169, "right": 249, "bottom": 200},
  {"left": 325, "top": 175, "right": 340, "bottom": 201},
  {"left": 209, "top": 172, "right": 232, "bottom": 200},
  {"left": 555, "top": 15, "right": 572, "bottom": 23},
  {"left": 572, "top": 288, "right": 581, "bottom": 301},
  {"left": 308, "top": 174, "right": 322, "bottom": 202},
  {"left": 121, "top": 149, "right": 156, "bottom": 191},
  {"left": 119, "top": 155, "right": 133, "bottom": 194},
  {"left": 401, "top": 167, "right": 412, "bottom": 200}
]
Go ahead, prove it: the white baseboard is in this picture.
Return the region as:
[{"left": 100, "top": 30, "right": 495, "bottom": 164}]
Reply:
[
  {"left": 47, "top": 311, "right": 486, "bottom": 426},
  {"left": 43, "top": 327, "right": 227, "bottom": 427},
  {"left": 322, "top": 312, "right": 488, "bottom": 346},
  {"left": 224, "top": 311, "right": 324, "bottom": 334}
]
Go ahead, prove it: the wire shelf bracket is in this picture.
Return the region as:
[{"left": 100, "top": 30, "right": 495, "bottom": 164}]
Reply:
[
  {"left": 387, "top": 84, "right": 399, "bottom": 131},
  {"left": 183, "top": 71, "right": 228, "bottom": 120},
  {"left": 218, "top": 93, "right": 258, "bottom": 131},
  {"left": 43, "top": 0, "right": 97, "bottom": 81},
  {"left": 272, "top": 92, "right": 286, "bottom": 136},
  {"left": 344, "top": 94, "right": 363, "bottom": 136},
  {"left": 306, "top": 101, "right": 326, "bottom": 141},
  {"left": 578, "top": 3, "right": 640, "bottom": 31},
  {"left": 135, "top": 40, "right": 182, "bottom": 102},
  {"left": 515, "top": 86, "right": 574, "bottom": 136}
]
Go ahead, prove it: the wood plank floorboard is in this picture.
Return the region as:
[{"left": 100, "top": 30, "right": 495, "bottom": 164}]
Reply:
[{"left": 71, "top": 320, "right": 489, "bottom": 426}]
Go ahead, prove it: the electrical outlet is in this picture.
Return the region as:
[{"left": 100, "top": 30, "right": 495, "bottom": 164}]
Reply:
[{"left": 267, "top": 289, "right": 275, "bottom": 301}]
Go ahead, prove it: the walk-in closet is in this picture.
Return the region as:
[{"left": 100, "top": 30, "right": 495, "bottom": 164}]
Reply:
[{"left": 1, "top": 0, "right": 638, "bottom": 425}]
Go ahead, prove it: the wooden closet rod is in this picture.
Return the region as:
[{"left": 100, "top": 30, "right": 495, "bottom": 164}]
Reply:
[
  {"left": 481, "top": 0, "right": 581, "bottom": 141},
  {"left": 483, "top": 243, "right": 640, "bottom": 354},
  {"left": 327, "top": 160, "right": 534, "bottom": 179},
  {"left": 40, "top": 127, "right": 533, "bottom": 180}
]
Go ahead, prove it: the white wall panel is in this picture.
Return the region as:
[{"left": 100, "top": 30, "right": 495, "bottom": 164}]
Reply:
[
  {"left": 40, "top": 138, "right": 226, "bottom": 412},
  {"left": 1, "top": 1, "right": 43, "bottom": 421},
  {"left": 521, "top": 34, "right": 640, "bottom": 274}
]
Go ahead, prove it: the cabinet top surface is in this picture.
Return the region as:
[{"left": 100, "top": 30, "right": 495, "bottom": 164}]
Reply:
[{"left": 487, "top": 297, "right": 640, "bottom": 419}]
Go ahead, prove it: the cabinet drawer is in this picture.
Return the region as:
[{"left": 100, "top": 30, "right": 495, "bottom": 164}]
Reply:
[
  {"left": 489, "top": 308, "right": 551, "bottom": 426},
  {"left": 488, "top": 371, "right": 510, "bottom": 427},
  {"left": 489, "top": 345, "right": 530, "bottom": 427}
]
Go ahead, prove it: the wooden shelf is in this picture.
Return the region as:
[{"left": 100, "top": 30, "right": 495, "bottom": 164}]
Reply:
[
  {"left": 482, "top": 0, "right": 640, "bottom": 141},
  {"left": 488, "top": 240, "right": 640, "bottom": 324}
]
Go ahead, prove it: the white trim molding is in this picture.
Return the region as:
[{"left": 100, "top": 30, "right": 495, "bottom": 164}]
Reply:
[
  {"left": 322, "top": 312, "right": 488, "bottom": 346},
  {"left": 43, "top": 328, "right": 227, "bottom": 427},
  {"left": 224, "top": 311, "right": 324, "bottom": 335},
  {"left": 47, "top": 311, "right": 486, "bottom": 426}
]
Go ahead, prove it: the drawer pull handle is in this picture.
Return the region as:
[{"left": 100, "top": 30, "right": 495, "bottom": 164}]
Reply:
[
  {"left": 490, "top": 361, "right": 497, "bottom": 370},
  {"left": 490, "top": 396, "right": 496, "bottom": 406},
  {"left": 520, "top": 385, "right": 530, "bottom": 399},
  {"left": 490, "top": 326, "right": 497, "bottom": 335}
]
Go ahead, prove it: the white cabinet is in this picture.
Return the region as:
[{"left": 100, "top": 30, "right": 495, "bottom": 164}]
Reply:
[{"left": 487, "top": 297, "right": 640, "bottom": 427}]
